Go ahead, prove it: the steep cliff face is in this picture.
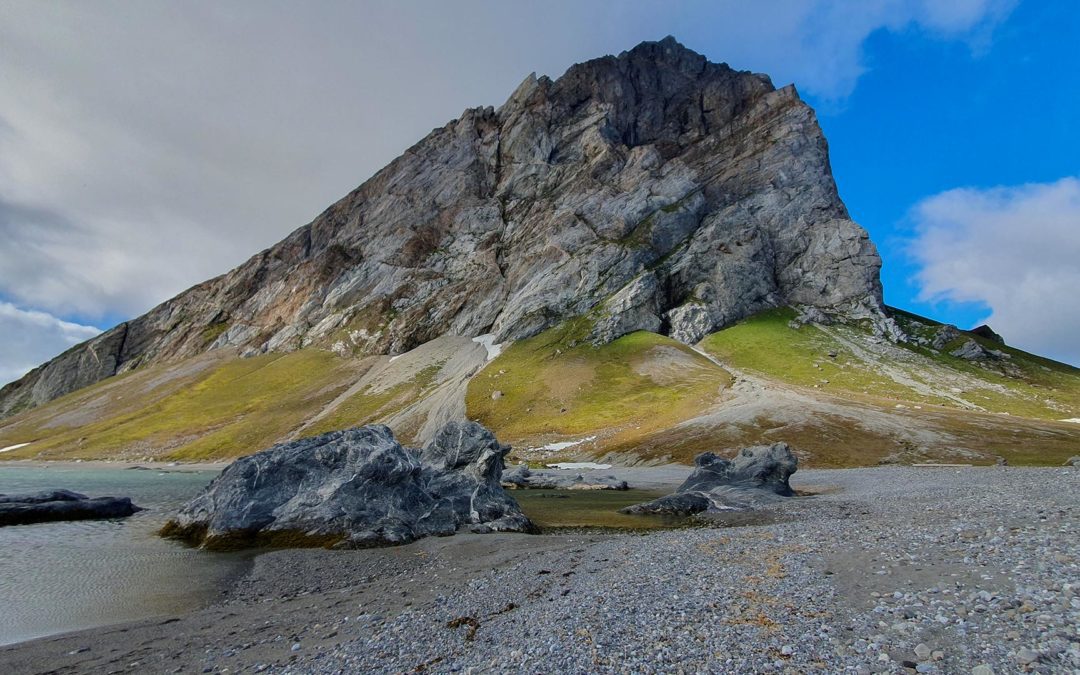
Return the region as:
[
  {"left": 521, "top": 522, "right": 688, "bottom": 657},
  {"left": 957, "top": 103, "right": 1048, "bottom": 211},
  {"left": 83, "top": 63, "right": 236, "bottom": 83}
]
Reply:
[{"left": 0, "top": 37, "right": 890, "bottom": 418}]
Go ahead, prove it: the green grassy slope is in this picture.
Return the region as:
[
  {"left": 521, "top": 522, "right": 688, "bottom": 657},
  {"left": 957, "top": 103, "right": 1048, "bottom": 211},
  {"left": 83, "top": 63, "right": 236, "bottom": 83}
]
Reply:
[
  {"left": 300, "top": 364, "right": 441, "bottom": 439},
  {"left": 701, "top": 307, "right": 1080, "bottom": 420},
  {"left": 465, "top": 325, "right": 732, "bottom": 454},
  {"left": 2, "top": 306, "right": 1075, "bottom": 467},
  {"left": 0, "top": 350, "right": 367, "bottom": 461}
]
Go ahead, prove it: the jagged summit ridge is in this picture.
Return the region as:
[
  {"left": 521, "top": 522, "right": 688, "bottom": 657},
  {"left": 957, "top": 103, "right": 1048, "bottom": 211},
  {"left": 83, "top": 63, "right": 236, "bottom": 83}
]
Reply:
[{"left": 0, "top": 37, "right": 889, "bottom": 417}]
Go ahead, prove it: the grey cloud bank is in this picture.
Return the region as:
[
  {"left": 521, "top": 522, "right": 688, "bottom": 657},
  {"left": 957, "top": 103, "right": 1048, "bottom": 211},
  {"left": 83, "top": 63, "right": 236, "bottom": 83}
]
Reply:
[{"left": 0, "top": 302, "right": 100, "bottom": 384}]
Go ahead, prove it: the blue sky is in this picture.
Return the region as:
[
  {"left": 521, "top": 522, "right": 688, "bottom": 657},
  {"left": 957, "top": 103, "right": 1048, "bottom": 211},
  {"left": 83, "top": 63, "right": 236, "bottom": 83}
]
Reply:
[
  {"left": 816, "top": 0, "right": 1079, "bottom": 335},
  {"left": 1, "top": 0, "right": 1078, "bottom": 380}
]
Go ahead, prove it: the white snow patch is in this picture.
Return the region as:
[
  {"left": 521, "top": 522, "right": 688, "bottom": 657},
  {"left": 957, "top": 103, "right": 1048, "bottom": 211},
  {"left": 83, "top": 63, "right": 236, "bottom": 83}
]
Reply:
[
  {"left": 546, "top": 461, "right": 612, "bottom": 470},
  {"left": 532, "top": 435, "right": 598, "bottom": 453},
  {"left": 0, "top": 442, "right": 31, "bottom": 453},
  {"left": 472, "top": 334, "right": 504, "bottom": 361},
  {"left": 388, "top": 354, "right": 404, "bottom": 363},
  {"left": 1060, "top": 418, "right": 1080, "bottom": 424}
]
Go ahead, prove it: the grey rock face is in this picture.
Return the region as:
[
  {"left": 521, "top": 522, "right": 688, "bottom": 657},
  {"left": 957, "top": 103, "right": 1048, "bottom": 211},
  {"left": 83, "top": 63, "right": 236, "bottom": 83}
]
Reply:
[
  {"left": 0, "top": 489, "right": 142, "bottom": 526},
  {"left": 620, "top": 443, "right": 797, "bottom": 515},
  {"left": 950, "top": 338, "right": 1011, "bottom": 362},
  {"left": 419, "top": 421, "right": 535, "bottom": 530},
  {"left": 931, "top": 324, "right": 961, "bottom": 350},
  {"left": 2, "top": 36, "right": 889, "bottom": 417},
  {"left": 161, "top": 421, "right": 533, "bottom": 549}
]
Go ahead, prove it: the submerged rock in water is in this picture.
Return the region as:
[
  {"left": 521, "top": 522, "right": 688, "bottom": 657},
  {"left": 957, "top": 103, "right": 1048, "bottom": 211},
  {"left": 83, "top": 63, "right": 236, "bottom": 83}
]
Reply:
[
  {"left": 161, "top": 421, "right": 535, "bottom": 550},
  {"left": 0, "top": 489, "right": 142, "bottom": 526},
  {"left": 620, "top": 443, "right": 798, "bottom": 516}
]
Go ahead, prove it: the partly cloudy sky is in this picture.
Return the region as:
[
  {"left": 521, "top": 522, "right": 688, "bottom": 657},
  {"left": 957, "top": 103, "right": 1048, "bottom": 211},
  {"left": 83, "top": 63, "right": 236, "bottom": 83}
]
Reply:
[
  {"left": 0, "top": 0, "right": 1077, "bottom": 380},
  {"left": 910, "top": 178, "right": 1080, "bottom": 365}
]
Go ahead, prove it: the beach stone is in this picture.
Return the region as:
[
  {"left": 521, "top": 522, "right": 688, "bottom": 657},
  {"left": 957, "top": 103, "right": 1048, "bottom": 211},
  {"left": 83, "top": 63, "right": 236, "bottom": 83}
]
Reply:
[
  {"left": 970, "top": 666, "right": 994, "bottom": 675},
  {"left": 161, "top": 421, "right": 534, "bottom": 549},
  {"left": 0, "top": 490, "right": 142, "bottom": 526},
  {"left": 619, "top": 443, "right": 797, "bottom": 515},
  {"left": 1014, "top": 648, "right": 1039, "bottom": 664}
]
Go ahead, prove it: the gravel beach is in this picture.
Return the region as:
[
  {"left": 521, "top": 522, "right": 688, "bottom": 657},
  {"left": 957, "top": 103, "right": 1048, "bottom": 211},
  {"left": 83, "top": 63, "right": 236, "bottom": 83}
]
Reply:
[{"left": 1, "top": 466, "right": 1076, "bottom": 674}]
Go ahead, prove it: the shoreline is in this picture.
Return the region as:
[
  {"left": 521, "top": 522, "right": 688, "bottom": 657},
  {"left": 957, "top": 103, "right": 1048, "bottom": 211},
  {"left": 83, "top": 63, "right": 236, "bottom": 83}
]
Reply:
[
  {"left": 0, "top": 458, "right": 231, "bottom": 472},
  {"left": 0, "top": 466, "right": 1076, "bottom": 673}
]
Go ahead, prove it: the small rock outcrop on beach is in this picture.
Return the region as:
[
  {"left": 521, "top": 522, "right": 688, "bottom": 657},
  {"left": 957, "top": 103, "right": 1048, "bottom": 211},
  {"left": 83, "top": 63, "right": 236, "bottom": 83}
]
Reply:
[
  {"left": 620, "top": 443, "right": 798, "bottom": 515},
  {"left": 501, "top": 464, "right": 628, "bottom": 490},
  {"left": 0, "top": 489, "right": 142, "bottom": 526},
  {"left": 161, "top": 421, "right": 534, "bottom": 550}
]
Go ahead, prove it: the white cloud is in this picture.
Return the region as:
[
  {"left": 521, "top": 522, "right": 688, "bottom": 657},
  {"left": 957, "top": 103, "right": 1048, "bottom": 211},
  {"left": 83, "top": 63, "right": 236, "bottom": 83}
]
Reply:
[
  {"left": 0, "top": 302, "right": 101, "bottom": 384},
  {"left": 909, "top": 177, "right": 1080, "bottom": 366},
  {"left": 0, "top": 1, "right": 1015, "bottom": 378}
]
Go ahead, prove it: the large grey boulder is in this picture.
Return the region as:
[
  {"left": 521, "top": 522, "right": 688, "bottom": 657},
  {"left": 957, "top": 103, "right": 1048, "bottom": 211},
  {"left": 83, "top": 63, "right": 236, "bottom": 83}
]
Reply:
[
  {"left": 3, "top": 36, "right": 891, "bottom": 419},
  {"left": 0, "top": 489, "right": 142, "bottom": 526},
  {"left": 161, "top": 422, "right": 534, "bottom": 550},
  {"left": 620, "top": 443, "right": 797, "bottom": 515}
]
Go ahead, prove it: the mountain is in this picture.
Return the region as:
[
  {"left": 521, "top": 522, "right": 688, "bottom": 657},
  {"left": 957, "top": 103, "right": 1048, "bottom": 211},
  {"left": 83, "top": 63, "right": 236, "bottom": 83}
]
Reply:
[
  {"left": 1, "top": 38, "right": 1077, "bottom": 466},
  {"left": 0, "top": 36, "right": 890, "bottom": 419}
]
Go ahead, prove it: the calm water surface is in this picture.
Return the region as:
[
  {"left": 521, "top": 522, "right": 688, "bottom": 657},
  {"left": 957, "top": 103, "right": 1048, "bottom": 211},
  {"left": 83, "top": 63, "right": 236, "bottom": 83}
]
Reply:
[
  {"left": 0, "top": 465, "right": 250, "bottom": 646},
  {"left": 514, "top": 488, "right": 684, "bottom": 529}
]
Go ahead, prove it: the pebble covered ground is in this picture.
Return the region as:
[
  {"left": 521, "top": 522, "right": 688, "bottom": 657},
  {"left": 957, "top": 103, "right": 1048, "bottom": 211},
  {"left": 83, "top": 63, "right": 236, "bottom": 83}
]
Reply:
[
  {"left": 285, "top": 467, "right": 1078, "bottom": 674},
  {"left": 2, "top": 466, "right": 1076, "bottom": 674}
]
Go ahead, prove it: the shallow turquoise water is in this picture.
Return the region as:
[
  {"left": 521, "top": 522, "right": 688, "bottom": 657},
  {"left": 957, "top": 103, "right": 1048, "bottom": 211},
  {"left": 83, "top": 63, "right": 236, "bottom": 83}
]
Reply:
[{"left": 0, "top": 465, "right": 250, "bottom": 646}]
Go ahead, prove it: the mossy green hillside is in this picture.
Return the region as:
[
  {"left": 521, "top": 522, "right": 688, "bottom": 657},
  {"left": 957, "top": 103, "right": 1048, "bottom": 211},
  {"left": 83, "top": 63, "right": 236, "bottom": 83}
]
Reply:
[
  {"left": 466, "top": 326, "right": 731, "bottom": 449},
  {"left": 301, "top": 364, "right": 442, "bottom": 439},
  {"left": 701, "top": 308, "right": 1080, "bottom": 420},
  {"left": 0, "top": 349, "right": 364, "bottom": 461},
  {"left": 700, "top": 308, "right": 949, "bottom": 404}
]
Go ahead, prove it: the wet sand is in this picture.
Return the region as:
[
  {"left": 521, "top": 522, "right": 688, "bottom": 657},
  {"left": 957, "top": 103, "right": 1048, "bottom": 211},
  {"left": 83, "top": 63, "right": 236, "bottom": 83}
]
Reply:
[
  {"left": 0, "top": 532, "right": 605, "bottom": 674},
  {"left": 0, "top": 466, "right": 692, "bottom": 674}
]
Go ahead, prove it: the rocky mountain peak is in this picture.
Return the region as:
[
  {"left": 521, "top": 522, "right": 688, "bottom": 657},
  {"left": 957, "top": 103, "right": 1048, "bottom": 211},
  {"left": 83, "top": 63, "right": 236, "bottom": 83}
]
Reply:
[{"left": 0, "top": 38, "right": 895, "bottom": 418}]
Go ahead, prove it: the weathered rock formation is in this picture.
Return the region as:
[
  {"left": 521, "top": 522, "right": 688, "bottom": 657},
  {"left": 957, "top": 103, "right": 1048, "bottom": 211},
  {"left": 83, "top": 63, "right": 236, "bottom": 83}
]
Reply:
[
  {"left": 502, "top": 464, "right": 629, "bottom": 490},
  {"left": 0, "top": 489, "right": 142, "bottom": 526},
  {"left": 1, "top": 36, "right": 893, "bottom": 418},
  {"left": 620, "top": 443, "right": 797, "bottom": 515},
  {"left": 160, "top": 421, "right": 534, "bottom": 549}
]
